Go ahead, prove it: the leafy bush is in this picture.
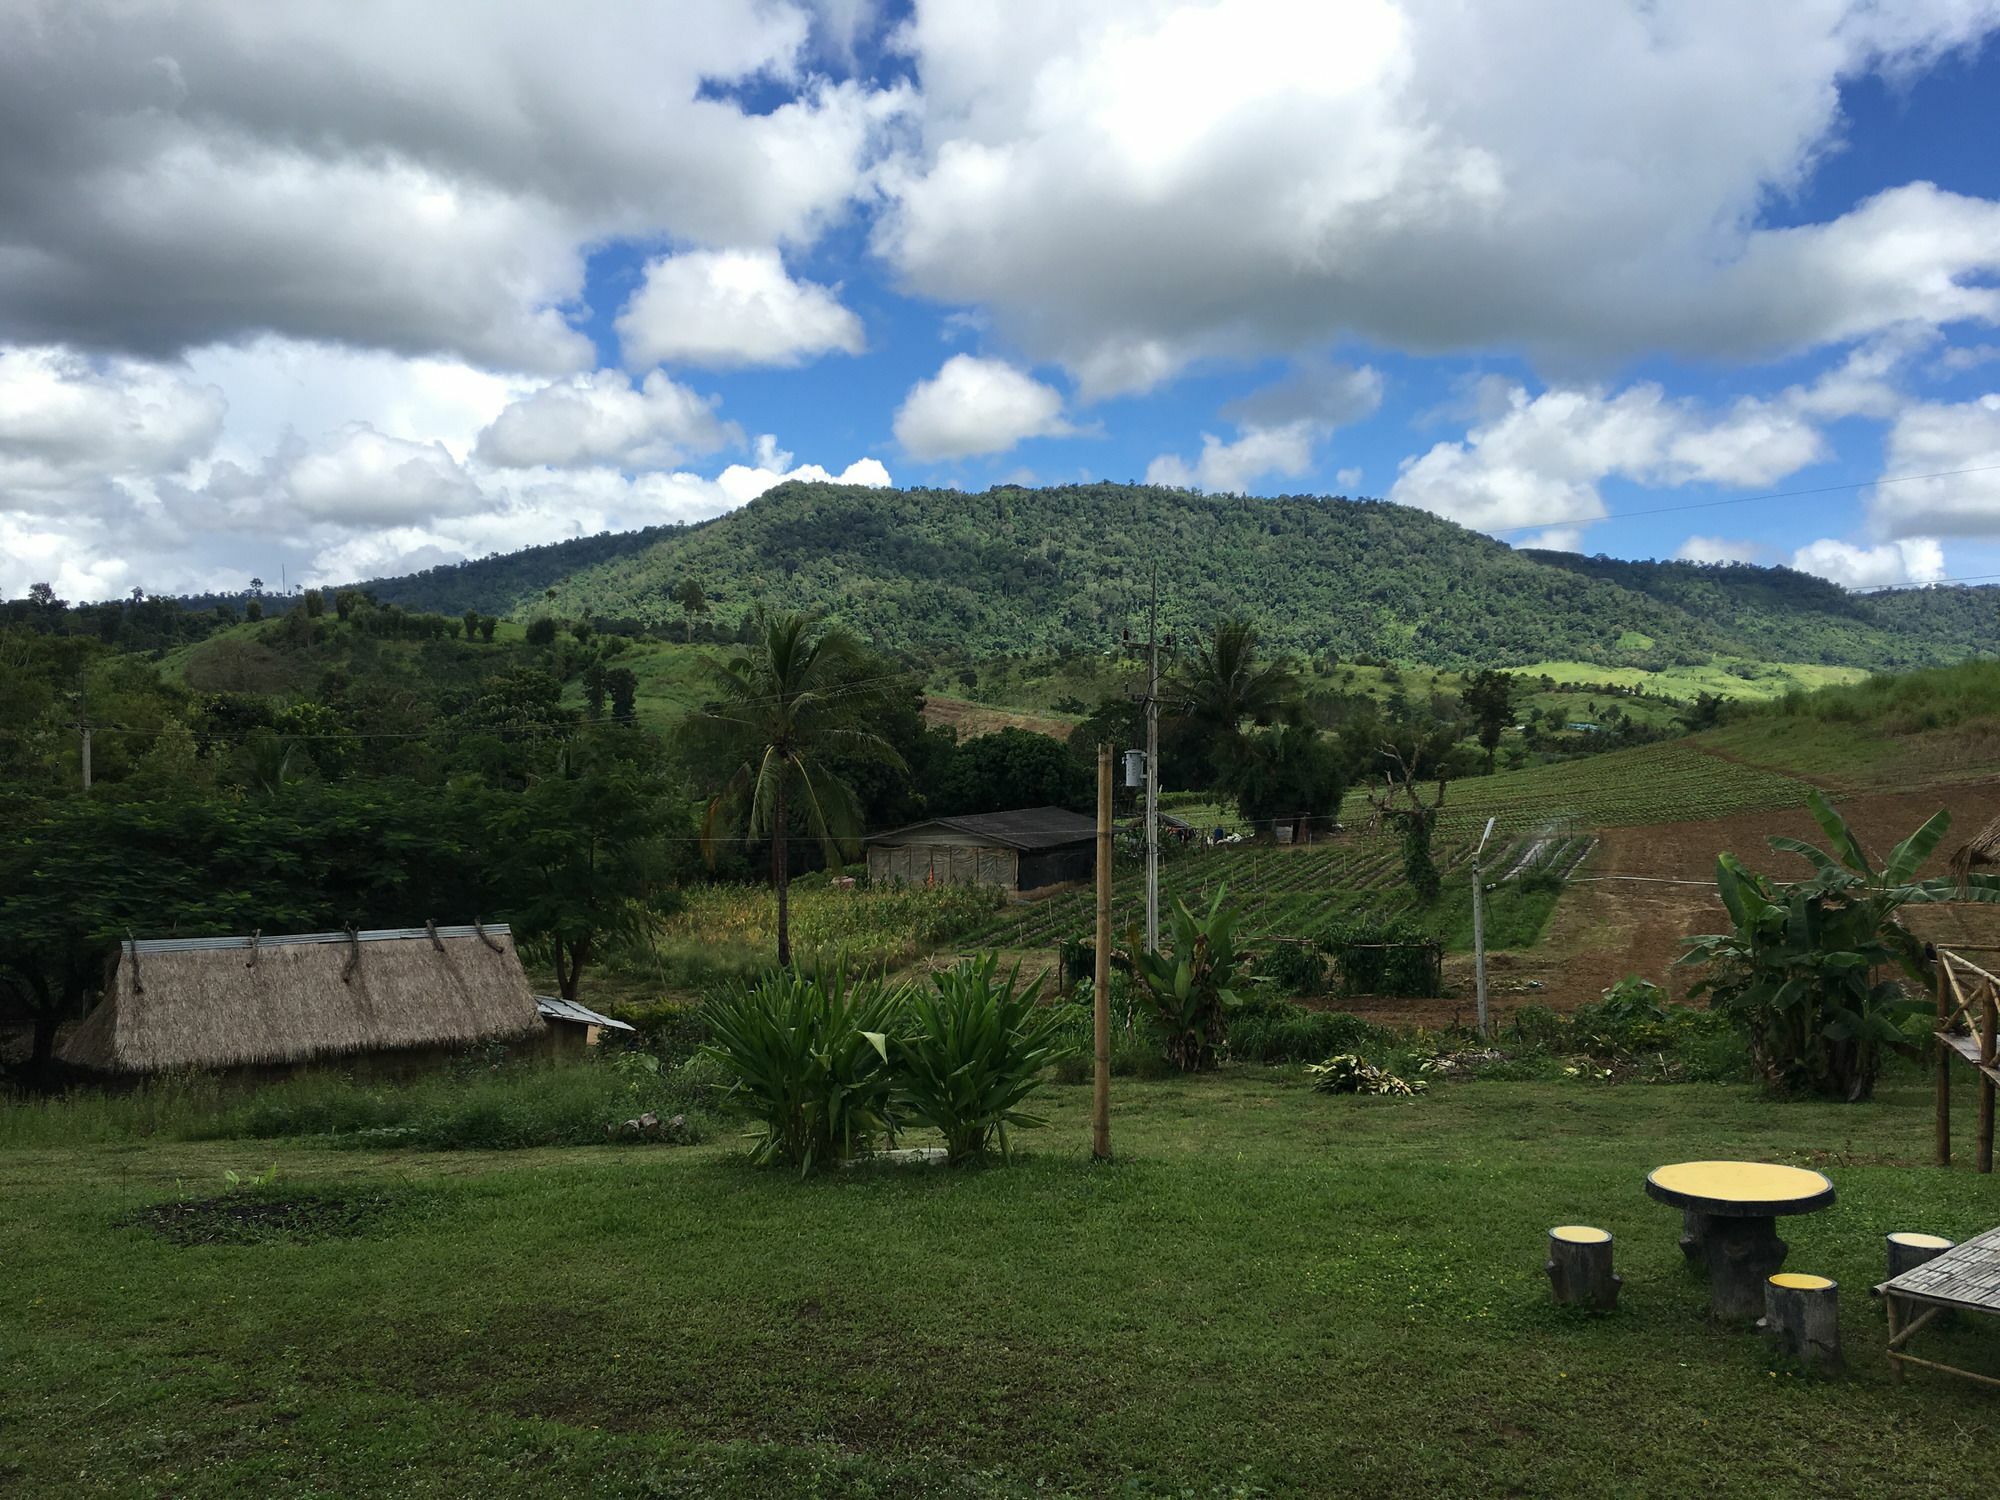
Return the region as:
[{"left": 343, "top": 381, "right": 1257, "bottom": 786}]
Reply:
[
  {"left": 1680, "top": 792, "right": 1996, "bottom": 1101},
  {"left": 1320, "top": 916, "right": 1441, "bottom": 998},
  {"left": 1305, "top": 1054, "right": 1425, "bottom": 1096},
  {"left": 895, "top": 956, "right": 1076, "bottom": 1163},
  {"left": 1123, "top": 886, "right": 1254, "bottom": 1071},
  {"left": 1226, "top": 1001, "right": 1386, "bottom": 1063},
  {"left": 699, "top": 963, "right": 904, "bottom": 1173},
  {"left": 1258, "top": 940, "right": 1326, "bottom": 997}
]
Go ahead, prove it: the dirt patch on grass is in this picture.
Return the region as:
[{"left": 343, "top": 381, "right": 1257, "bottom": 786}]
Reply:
[
  {"left": 921, "top": 695, "right": 1076, "bottom": 742},
  {"left": 123, "top": 1188, "right": 442, "bottom": 1246}
]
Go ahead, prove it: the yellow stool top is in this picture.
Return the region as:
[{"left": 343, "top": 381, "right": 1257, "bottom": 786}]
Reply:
[
  {"left": 1887, "top": 1232, "right": 1953, "bottom": 1249},
  {"left": 1768, "top": 1273, "right": 1835, "bottom": 1291},
  {"left": 1550, "top": 1225, "right": 1611, "bottom": 1243}
]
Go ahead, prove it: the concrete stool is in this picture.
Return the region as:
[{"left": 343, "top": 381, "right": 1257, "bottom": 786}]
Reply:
[
  {"left": 1546, "top": 1225, "right": 1620, "bottom": 1311},
  {"left": 1885, "top": 1232, "right": 1954, "bottom": 1280},
  {"left": 1761, "top": 1273, "right": 1841, "bottom": 1372}
]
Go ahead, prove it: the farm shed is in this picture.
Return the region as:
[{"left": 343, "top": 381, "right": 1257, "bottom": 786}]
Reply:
[
  {"left": 59, "top": 923, "right": 543, "bottom": 1077},
  {"left": 867, "top": 806, "right": 1097, "bottom": 894},
  {"left": 535, "top": 994, "right": 635, "bottom": 1058}
]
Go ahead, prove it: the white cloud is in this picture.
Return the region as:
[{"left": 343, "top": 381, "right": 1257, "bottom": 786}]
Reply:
[
  {"left": 0, "top": 4, "right": 908, "bottom": 368},
  {"left": 0, "top": 346, "right": 224, "bottom": 508},
  {"left": 278, "top": 426, "right": 486, "bottom": 529},
  {"left": 893, "top": 355, "right": 1073, "bottom": 460},
  {"left": 475, "top": 370, "right": 734, "bottom": 469},
  {"left": 1516, "top": 528, "right": 1585, "bottom": 554},
  {"left": 617, "top": 249, "right": 866, "bottom": 370},
  {"left": 1676, "top": 535, "right": 1764, "bottom": 565},
  {"left": 1334, "top": 467, "right": 1363, "bottom": 491},
  {"left": 1937, "top": 344, "right": 2000, "bottom": 374},
  {"left": 1149, "top": 361, "right": 1381, "bottom": 492},
  {"left": 1389, "top": 382, "right": 1825, "bottom": 534},
  {"left": 1791, "top": 536, "right": 1946, "bottom": 588},
  {"left": 1868, "top": 393, "right": 2000, "bottom": 537},
  {"left": 878, "top": 2, "right": 2000, "bottom": 388},
  {"left": 1147, "top": 422, "right": 1317, "bottom": 493}
]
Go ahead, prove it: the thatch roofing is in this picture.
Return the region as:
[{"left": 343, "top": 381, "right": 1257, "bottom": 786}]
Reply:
[
  {"left": 60, "top": 924, "right": 541, "bottom": 1075},
  {"left": 1951, "top": 814, "right": 2000, "bottom": 884}
]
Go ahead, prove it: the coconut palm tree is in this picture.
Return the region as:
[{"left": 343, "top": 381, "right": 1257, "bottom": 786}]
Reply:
[
  {"left": 1174, "top": 615, "right": 1301, "bottom": 778},
  {"left": 693, "top": 611, "right": 905, "bottom": 965}
]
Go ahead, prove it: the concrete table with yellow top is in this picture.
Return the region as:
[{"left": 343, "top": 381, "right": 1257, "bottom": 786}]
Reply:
[{"left": 1645, "top": 1161, "right": 1836, "bottom": 1319}]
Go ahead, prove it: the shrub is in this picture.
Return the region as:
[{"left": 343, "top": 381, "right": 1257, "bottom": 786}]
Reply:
[
  {"left": 698, "top": 963, "right": 904, "bottom": 1173},
  {"left": 1226, "top": 1001, "right": 1385, "bottom": 1063},
  {"left": 1320, "top": 916, "right": 1441, "bottom": 997},
  {"left": 1259, "top": 939, "right": 1326, "bottom": 997},
  {"left": 895, "top": 956, "right": 1076, "bottom": 1163},
  {"left": 1124, "top": 886, "right": 1254, "bottom": 1071}
]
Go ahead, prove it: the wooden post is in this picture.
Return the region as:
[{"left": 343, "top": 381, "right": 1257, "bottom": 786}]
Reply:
[
  {"left": 1545, "top": 1226, "right": 1620, "bottom": 1311},
  {"left": 1761, "top": 1274, "right": 1841, "bottom": 1372},
  {"left": 1886, "top": 1232, "right": 1953, "bottom": 1281},
  {"left": 1934, "top": 946, "right": 1951, "bottom": 1168},
  {"left": 1093, "top": 743, "right": 1113, "bottom": 1162},
  {"left": 1980, "top": 985, "right": 1996, "bottom": 1175}
]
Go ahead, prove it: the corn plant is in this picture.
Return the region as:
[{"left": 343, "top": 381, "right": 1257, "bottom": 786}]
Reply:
[
  {"left": 895, "top": 956, "right": 1077, "bottom": 1164},
  {"left": 1680, "top": 791, "right": 2000, "bottom": 1102},
  {"left": 1123, "top": 886, "right": 1253, "bottom": 1071},
  {"left": 698, "top": 962, "right": 906, "bottom": 1173}
]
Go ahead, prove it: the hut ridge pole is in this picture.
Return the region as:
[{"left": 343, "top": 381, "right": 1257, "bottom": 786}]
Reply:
[
  {"left": 1934, "top": 945, "right": 1951, "bottom": 1168},
  {"left": 1093, "top": 742, "right": 1113, "bottom": 1162},
  {"left": 1981, "top": 977, "right": 1996, "bottom": 1174}
]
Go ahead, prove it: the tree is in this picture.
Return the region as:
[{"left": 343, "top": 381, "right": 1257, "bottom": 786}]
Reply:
[
  {"left": 525, "top": 617, "right": 558, "bottom": 647},
  {"left": 582, "top": 661, "right": 606, "bottom": 722},
  {"left": 249, "top": 577, "right": 264, "bottom": 596},
  {"left": 1680, "top": 792, "right": 2000, "bottom": 1101},
  {"left": 1174, "top": 615, "right": 1300, "bottom": 785},
  {"left": 486, "top": 736, "right": 680, "bottom": 1001},
  {"left": 939, "top": 727, "right": 1088, "bottom": 814},
  {"left": 478, "top": 615, "right": 497, "bottom": 642},
  {"left": 1462, "top": 668, "right": 1514, "bottom": 772},
  {"left": 605, "top": 666, "right": 638, "bottom": 722},
  {"left": 304, "top": 589, "right": 325, "bottom": 619},
  {"left": 1229, "top": 723, "right": 1344, "bottom": 836},
  {"left": 1366, "top": 730, "right": 1455, "bottom": 904},
  {"left": 245, "top": 598, "right": 264, "bottom": 622},
  {"left": 672, "top": 578, "right": 709, "bottom": 643},
  {"left": 692, "top": 611, "right": 905, "bottom": 966},
  {"left": 463, "top": 608, "right": 480, "bottom": 640}
]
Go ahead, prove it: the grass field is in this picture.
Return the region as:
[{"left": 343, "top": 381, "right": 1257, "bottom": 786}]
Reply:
[{"left": 6, "top": 1067, "right": 1996, "bottom": 1497}]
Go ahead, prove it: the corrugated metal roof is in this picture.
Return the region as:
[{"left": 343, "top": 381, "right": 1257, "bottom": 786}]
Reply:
[
  {"left": 869, "top": 805, "right": 1097, "bottom": 851},
  {"left": 534, "top": 996, "right": 634, "bottom": 1031},
  {"left": 125, "top": 923, "right": 512, "bottom": 955}
]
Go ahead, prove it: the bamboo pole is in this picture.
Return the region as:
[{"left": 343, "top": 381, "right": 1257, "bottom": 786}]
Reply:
[
  {"left": 1980, "top": 984, "right": 1995, "bottom": 1175},
  {"left": 1935, "top": 947, "right": 1952, "bottom": 1169},
  {"left": 1093, "top": 743, "right": 1113, "bottom": 1162}
]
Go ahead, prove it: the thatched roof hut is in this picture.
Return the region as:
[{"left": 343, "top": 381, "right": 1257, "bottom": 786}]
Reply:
[
  {"left": 1950, "top": 814, "right": 2000, "bottom": 884},
  {"left": 59, "top": 923, "right": 541, "bottom": 1075}
]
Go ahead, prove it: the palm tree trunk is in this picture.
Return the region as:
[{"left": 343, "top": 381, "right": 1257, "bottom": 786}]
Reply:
[{"left": 774, "top": 772, "right": 791, "bottom": 968}]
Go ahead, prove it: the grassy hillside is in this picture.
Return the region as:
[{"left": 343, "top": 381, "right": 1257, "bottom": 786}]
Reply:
[{"left": 358, "top": 481, "right": 1997, "bottom": 671}]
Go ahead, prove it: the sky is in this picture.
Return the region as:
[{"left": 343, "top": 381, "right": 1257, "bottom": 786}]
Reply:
[{"left": 5, "top": 0, "right": 2000, "bottom": 603}]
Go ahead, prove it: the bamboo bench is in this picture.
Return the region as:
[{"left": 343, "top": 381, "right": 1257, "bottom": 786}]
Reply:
[{"left": 1873, "top": 1224, "right": 2000, "bottom": 1389}]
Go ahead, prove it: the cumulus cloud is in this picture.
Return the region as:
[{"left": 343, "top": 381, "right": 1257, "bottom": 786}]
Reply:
[
  {"left": 475, "top": 370, "right": 734, "bottom": 469},
  {"left": 1389, "top": 382, "right": 1826, "bottom": 534},
  {"left": 1791, "top": 536, "right": 1946, "bottom": 588},
  {"left": 1676, "top": 535, "right": 1764, "bottom": 565},
  {"left": 0, "top": 3, "right": 908, "bottom": 368},
  {"left": 274, "top": 426, "right": 486, "bottom": 530},
  {"left": 878, "top": 2, "right": 2000, "bottom": 390},
  {"left": 1516, "top": 528, "right": 1585, "bottom": 554},
  {"left": 1150, "top": 360, "right": 1382, "bottom": 492},
  {"left": 617, "top": 249, "right": 865, "bottom": 370},
  {"left": 1867, "top": 393, "right": 2000, "bottom": 537},
  {"left": 893, "top": 355, "right": 1073, "bottom": 460},
  {"left": 0, "top": 346, "right": 224, "bottom": 508}
]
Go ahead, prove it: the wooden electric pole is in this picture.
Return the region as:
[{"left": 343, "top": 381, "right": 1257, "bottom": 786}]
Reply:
[
  {"left": 1094, "top": 742, "right": 1113, "bottom": 1161},
  {"left": 1472, "top": 816, "right": 1496, "bottom": 1039},
  {"left": 76, "top": 670, "right": 93, "bottom": 793},
  {"left": 1121, "top": 565, "right": 1170, "bottom": 952}
]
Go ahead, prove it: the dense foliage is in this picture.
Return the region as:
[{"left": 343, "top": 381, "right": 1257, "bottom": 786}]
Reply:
[
  {"left": 1123, "top": 887, "right": 1255, "bottom": 1071},
  {"left": 357, "top": 481, "right": 1998, "bottom": 670}
]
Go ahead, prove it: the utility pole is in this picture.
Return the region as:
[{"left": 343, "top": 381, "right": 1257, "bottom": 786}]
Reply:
[
  {"left": 1094, "top": 743, "right": 1113, "bottom": 1161},
  {"left": 1122, "top": 565, "right": 1170, "bottom": 952},
  {"left": 1472, "top": 816, "right": 1496, "bottom": 1039},
  {"left": 76, "top": 670, "right": 92, "bottom": 793}
]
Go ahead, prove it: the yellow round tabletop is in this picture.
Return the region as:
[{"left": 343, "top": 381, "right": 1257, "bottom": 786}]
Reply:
[{"left": 1644, "top": 1160, "right": 1834, "bottom": 1216}]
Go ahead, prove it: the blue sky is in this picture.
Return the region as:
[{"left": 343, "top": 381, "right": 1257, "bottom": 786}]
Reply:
[{"left": 4, "top": 2, "right": 2000, "bottom": 601}]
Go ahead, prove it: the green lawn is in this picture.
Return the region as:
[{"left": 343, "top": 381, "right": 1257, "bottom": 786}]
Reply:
[{"left": 6, "top": 1070, "right": 1997, "bottom": 1497}]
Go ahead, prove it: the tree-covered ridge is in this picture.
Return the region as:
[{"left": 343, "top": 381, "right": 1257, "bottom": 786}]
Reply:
[{"left": 359, "top": 482, "right": 1998, "bottom": 670}]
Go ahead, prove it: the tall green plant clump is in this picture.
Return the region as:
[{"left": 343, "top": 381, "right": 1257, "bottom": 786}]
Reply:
[
  {"left": 699, "top": 957, "right": 1076, "bottom": 1172},
  {"left": 1320, "top": 916, "right": 1441, "bottom": 998},
  {"left": 1123, "top": 887, "right": 1255, "bottom": 1071},
  {"left": 1679, "top": 791, "right": 1999, "bottom": 1102},
  {"left": 896, "top": 956, "right": 1073, "bottom": 1163}
]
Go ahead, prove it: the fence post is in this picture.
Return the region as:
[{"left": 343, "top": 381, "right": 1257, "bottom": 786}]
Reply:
[{"left": 1933, "top": 945, "right": 1950, "bottom": 1168}]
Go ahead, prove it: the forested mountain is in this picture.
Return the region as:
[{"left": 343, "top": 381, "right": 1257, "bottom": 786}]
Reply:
[{"left": 360, "top": 482, "right": 1995, "bottom": 670}]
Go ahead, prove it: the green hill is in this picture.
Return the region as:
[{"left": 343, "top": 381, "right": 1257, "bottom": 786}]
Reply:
[{"left": 360, "top": 481, "right": 1996, "bottom": 671}]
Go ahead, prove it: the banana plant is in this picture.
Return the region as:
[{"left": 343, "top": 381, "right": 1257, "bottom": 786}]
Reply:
[
  {"left": 1680, "top": 790, "right": 2000, "bottom": 1101},
  {"left": 1122, "top": 885, "right": 1254, "bottom": 1071}
]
